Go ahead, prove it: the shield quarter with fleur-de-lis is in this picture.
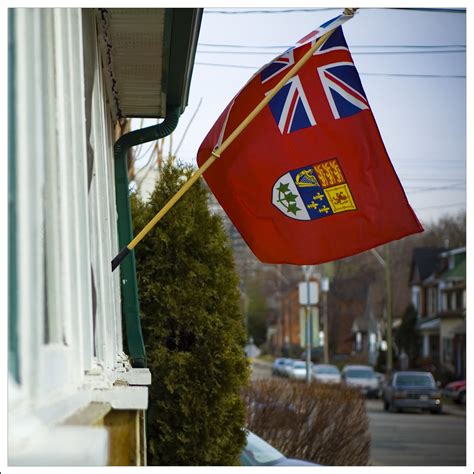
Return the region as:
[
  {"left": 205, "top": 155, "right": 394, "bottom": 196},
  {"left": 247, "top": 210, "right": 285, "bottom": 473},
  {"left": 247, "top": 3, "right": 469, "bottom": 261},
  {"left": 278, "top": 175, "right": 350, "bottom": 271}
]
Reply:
[{"left": 272, "top": 158, "right": 357, "bottom": 221}]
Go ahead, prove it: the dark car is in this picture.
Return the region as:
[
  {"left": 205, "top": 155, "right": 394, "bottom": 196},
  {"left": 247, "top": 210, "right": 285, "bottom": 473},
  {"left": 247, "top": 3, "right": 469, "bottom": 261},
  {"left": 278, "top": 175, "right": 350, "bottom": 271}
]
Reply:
[
  {"left": 444, "top": 380, "right": 466, "bottom": 404},
  {"left": 240, "top": 430, "right": 319, "bottom": 466},
  {"left": 382, "top": 371, "right": 442, "bottom": 414}
]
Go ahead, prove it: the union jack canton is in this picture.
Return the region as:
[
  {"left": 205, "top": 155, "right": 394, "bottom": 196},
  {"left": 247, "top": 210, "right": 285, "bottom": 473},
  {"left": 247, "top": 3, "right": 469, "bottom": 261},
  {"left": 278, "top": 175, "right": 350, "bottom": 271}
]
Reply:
[{"left": 261, "top": 26, "right": 369, "bottom": 135}]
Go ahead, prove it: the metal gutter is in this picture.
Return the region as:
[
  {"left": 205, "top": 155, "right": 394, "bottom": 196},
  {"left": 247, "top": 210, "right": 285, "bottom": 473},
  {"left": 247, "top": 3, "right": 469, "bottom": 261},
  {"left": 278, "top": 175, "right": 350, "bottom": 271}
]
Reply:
[
  {"left": 166, "top": 8, "right": 203, "bottom": 114},
  {"left": 114, "top": 107, "right": 180, "bottom": 368},
  {"left": 111, "top": 7, "right": 202, "bottom": 368}
]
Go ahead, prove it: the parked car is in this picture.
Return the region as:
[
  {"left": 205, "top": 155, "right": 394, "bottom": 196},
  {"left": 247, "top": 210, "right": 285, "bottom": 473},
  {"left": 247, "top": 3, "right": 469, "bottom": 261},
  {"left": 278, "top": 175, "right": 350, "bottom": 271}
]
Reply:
[
  {"left": 375, "top": 371, "right": 386, "bottom": 386},
  {"left": 341, "top": 365, "right": 379, "bottom": 397},
  {"left": 444, "top": 380, "right": 466, "bottom": 404},
  {"left": 240, "top": 430, "right": 319, "bottom": 466},
  {"left": 312, "top": 364, "right": 341, "bottom": 384},
  {"left": 289, "top": 360, "right": 309, "bottom": 380},
  {"left": 382, "top": 371, "right": 442, "bottom": 414},
  {"left": 271, "top": 358, "right": 288, "bottom": 376},
  {"left": 281, "top": 358, "right": 296, "bottom": 377}
]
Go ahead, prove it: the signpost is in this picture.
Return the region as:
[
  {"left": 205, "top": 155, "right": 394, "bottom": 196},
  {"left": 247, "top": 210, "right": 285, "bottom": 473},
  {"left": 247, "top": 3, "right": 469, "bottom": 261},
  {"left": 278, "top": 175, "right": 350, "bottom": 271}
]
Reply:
[
  {"left": 321, "top": 276, "right": 330, "bottom": 364},
  {"left": 299, "top": 267, "right": 318, "bottom": 383}
]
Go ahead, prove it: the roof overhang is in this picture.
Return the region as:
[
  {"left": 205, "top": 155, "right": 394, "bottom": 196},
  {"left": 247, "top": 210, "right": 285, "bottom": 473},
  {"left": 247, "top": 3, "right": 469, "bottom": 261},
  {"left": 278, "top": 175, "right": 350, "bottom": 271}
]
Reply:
[
  {"left": 96, "top": 8, "right": 202, "bottom": 119},
  {"left": 416, "top": 318, "right": 440, "bottom": 333}
]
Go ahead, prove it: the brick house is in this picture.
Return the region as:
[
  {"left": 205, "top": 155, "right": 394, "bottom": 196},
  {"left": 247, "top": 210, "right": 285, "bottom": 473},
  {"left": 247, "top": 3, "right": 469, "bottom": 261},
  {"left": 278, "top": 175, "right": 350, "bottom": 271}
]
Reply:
[{"left": 409, "top": 247, "right": 466, "bottom": 378}]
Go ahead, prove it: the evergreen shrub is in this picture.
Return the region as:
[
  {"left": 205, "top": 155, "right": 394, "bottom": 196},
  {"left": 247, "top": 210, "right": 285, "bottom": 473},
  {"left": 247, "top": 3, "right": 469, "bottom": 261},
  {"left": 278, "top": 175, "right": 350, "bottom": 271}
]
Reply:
[{"left": 132, "top": 162, "right": 250, "bottom": 465}]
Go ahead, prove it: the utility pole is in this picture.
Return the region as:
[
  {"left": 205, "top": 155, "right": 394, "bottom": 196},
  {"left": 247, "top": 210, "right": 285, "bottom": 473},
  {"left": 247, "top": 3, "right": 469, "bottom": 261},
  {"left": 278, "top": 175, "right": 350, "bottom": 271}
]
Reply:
[
  {"left": 305, "top": 280, "right": 311, "bottom": 383},
  {"left": 321, "top": 276, "right": 330, "bottom": 364},
  {"left": 371, "top": 246, "right": 393, "bottom": 376},
  {"left": 385, "top": 245, "right": 393, "bottom": 376}
]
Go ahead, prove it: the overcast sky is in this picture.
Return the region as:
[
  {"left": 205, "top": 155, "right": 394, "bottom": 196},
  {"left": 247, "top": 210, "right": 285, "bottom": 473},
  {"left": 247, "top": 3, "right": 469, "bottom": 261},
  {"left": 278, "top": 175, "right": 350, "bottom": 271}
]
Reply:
[{"left": 133, "top": 7, "right": 466, "bottom": 226}]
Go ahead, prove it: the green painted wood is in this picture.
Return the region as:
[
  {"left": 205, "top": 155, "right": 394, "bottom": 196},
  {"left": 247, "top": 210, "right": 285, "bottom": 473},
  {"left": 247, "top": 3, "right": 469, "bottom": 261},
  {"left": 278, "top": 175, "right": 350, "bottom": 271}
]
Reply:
[
  {"left": 114, "top": 108, "right": 180, "bottom": 368},
  {"left": 8, "top": 9, "right": 20, "bottom": 383}
]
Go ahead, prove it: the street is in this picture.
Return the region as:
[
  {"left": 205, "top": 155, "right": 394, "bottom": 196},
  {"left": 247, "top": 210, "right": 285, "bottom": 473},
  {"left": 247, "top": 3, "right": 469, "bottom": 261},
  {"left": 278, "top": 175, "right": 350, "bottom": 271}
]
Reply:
[
  {"left": 367, "top": 399, "right": 465, "bottom": 466},
  {"left": 250, "top": 360, "right": 466, "bottom": 466}
]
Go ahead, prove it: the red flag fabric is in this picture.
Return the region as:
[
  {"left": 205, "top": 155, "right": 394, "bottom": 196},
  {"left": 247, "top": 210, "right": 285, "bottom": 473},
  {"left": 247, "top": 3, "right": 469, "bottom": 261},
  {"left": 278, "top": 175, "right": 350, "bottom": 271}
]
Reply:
[{"left": 197, "top": 22, "right": 423, "bottom": 265}]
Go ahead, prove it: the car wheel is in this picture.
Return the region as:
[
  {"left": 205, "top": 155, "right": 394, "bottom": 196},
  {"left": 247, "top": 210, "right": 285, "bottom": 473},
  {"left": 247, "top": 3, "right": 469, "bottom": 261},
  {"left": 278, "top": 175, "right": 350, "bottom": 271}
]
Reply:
[
  {"left": 458, "top": 391, "right": 466, "bottom": 405},
  {"left": 430, "top": 407, "right": 442, "bottom": 414}
]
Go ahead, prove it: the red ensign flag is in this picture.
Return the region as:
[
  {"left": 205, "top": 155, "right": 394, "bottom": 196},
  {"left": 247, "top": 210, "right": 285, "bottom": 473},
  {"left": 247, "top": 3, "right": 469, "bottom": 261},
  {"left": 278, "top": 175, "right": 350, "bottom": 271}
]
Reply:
[{"left": 197, "top": 18, "right": 423, "bottom": 265}]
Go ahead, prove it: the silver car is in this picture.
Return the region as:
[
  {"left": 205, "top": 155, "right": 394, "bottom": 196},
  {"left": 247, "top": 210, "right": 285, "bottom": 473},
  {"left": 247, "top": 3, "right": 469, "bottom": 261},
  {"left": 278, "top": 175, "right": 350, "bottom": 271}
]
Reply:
[
  {"left": 281, "top": 358, "right": 295, "bottom": 377},
  {"left": 288, "top": 360, "right": 309, "bottom": 380},
  {"left": 241, "top": 431, "right": 319, "bottom": 466},
  {"left": 312, "top": 364, "right": 341, "bottom": 384},
  {"left": 342, "top": 364, "right": 379, "bottom": 397}
]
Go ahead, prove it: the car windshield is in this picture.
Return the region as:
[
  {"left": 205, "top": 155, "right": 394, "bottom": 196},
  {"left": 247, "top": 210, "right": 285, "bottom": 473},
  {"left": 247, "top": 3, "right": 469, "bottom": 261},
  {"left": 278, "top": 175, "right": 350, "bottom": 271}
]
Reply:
[
  {"left": 241, "top": 431, "right": 285, "bottom": 466},
  {"left": 293, "top": 362, "right": 306, "bottom": 369},
  {"left": 395, "top": 374, "right": 435, "bottom": 387},
  {"left": 316, "top": 366, "right": 339, "bottom": 375},
  {"left": 345, "top": 369, "right": 374, "bottom": 379}
]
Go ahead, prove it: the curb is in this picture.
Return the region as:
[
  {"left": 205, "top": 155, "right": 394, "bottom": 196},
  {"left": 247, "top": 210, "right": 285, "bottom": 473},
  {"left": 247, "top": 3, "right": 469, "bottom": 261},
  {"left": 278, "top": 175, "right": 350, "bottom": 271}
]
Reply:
[
  {"left": 252, "top": 359, "right": 272, "bottom": 369},
  {"left": 442, "top": 405, "right": 466, "bottom": 418}
]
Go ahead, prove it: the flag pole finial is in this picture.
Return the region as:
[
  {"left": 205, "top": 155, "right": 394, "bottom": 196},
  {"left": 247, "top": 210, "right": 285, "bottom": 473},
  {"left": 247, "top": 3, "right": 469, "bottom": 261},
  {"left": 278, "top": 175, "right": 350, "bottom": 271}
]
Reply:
[{"left": 343, "top": 8, "right": 358, "bottom": 16}]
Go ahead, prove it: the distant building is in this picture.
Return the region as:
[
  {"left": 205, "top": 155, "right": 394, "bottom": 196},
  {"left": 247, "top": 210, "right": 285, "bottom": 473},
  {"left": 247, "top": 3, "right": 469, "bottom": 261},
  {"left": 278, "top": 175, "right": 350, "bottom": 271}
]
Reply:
[
  {"left": 136, "top": 165, "right": 160, "bottom": 202},
  {"left": 409, "top": 247, "right": 466, "bottom": 377},
  {"left": 207, "top": 190, "right": 261, "bottom": 279},
  {"left": 280, "top": 285, "right": 321, "bottom": 356},
  {"left": 351, "top": 284, "right": 384, "bottom": 366},
  {"left": 327, "top": 277, "right": 369, "bottom": 358}
]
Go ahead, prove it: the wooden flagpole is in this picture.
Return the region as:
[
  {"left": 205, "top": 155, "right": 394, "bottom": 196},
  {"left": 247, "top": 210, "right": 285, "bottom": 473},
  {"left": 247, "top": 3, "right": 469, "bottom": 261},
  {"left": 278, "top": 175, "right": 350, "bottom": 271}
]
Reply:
[{"left": 112, "top": 9, "right": 357, "bottom": 271}]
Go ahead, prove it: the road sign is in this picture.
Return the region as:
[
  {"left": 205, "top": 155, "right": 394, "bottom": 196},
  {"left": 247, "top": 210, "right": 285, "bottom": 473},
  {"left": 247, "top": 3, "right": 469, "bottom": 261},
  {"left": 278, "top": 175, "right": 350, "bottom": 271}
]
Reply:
[{"left": 298, "top": 281, "right": 319, "bottom": 305}]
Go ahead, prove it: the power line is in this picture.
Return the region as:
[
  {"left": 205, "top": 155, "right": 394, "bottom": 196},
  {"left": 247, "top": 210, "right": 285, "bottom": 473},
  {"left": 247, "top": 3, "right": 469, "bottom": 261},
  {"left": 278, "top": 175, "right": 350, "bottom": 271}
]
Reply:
[
  {"left": 194, "top": 62, "right": 466, "bottom": 78},
  {"left": 199, "top": 42, "right": 466, "bottom": 49},
  {"left": 414, "top": 202, "right": 465, "bottom": 211},
  {"left": 196, "top": 49, "right": 465, "bottom": 56},
  {"left": 390, "top": 8, "right": 465, "bottom": 14},
  {"left": 360, "top": 72, "right": 465, "bottom": 79},
  {"left": 406, "top": 184, "right": 466, "bottom": 194},
  {"left": 205, "top": 8, "right": 339, "bottom": 14},
  {"left": 401, "top": 177, "right": 465, "bottom": 182},
  {"left": 204, "top": 8, "right": 464, "bottom": 14}
]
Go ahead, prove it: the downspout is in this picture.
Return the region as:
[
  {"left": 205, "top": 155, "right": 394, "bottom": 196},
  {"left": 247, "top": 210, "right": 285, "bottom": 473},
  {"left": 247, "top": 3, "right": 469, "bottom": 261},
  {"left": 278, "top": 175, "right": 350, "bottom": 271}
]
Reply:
[
  {"left": 114, "top": 106, "right": 180, "bottom": 368},
  {"left": 9, "top": 8, "right": 19, "bottom": 382}
]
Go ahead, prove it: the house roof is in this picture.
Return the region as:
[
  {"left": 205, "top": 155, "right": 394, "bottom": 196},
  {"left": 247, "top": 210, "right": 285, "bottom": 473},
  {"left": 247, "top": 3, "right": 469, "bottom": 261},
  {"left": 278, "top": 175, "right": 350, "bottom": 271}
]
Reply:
[
  {"left": 351, "top": 314, "right": 368, "bottom": 333},
  {"left": 409, "top": 247, "right": 446, "bottom": 285},
  {"left": 97, "top": 8, "right": 202, "bottom": 119},
  {"left": 440, "top": 246, "right": 466, "bottom": 258},
  {"left": 416, "top": 317, "right": 440, "bottom": 332},
  {"left": 441, "top": 254, "right": 466, "bottom": 281}
]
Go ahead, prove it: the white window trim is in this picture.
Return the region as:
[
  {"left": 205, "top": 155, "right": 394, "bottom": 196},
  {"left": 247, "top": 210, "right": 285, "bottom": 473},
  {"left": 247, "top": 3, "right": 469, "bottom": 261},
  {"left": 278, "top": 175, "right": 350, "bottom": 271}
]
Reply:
[
  {"left": 11, "top": 7, "right": 146, "bottom": 427},
  {"left": 87, "top": 10, "right": 124, "bottom": 370}
]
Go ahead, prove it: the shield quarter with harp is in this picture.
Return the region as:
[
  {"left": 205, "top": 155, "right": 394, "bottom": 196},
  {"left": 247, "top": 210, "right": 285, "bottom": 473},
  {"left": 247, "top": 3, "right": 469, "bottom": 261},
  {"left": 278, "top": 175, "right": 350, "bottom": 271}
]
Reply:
[{"left": 272, "top": 158, "right": 357, "bottom": 221}]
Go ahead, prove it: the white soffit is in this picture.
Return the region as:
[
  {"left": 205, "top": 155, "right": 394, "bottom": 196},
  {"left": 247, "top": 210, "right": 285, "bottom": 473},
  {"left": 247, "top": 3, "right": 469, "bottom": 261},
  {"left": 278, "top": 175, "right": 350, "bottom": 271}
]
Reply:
[{"left": 98, "top": 8, "right": 166, "bottom": 118}]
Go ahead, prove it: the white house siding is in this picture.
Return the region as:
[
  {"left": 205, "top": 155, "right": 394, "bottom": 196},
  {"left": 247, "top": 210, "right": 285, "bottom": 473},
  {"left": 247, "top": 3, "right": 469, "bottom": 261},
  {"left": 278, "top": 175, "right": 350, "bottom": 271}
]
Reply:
[
  {"left": 440, "top": 319, "right": 462, "bottom": 368},
  {"left": 9, "top": 8, "right": 150, "bottom": 466}
]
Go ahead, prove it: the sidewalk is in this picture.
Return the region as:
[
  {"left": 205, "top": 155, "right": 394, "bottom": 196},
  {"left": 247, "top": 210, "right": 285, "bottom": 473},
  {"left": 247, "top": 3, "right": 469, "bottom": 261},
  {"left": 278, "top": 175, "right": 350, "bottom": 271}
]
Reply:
[
  {"left": 251, "top": 358, "right": 272, "bottom": 368},
  {"left": 442, "top": 402, "right": 466, "bottom": 418}
]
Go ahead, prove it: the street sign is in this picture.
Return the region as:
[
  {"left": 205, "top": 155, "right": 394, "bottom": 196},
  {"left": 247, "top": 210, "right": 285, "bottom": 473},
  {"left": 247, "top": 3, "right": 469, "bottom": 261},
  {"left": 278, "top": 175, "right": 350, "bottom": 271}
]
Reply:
[{"left": 298, "top": 281, "right": 319, "bottom": 305}]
